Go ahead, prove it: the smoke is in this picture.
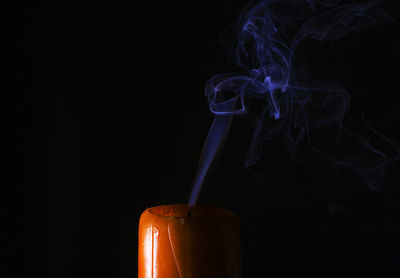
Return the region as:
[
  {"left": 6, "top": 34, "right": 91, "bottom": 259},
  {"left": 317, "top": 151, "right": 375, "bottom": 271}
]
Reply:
[
  {"left": 189, "top": 0, "right": 399, "bottom": 205},
  {"left": 188, "top": 112, "right": 234, "bottom": 206}
]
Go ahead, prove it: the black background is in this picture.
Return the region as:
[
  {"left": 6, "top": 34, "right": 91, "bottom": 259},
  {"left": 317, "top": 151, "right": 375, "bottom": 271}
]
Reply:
[{"left": 12, "top": 0, "right": 400, "bottom": 277}]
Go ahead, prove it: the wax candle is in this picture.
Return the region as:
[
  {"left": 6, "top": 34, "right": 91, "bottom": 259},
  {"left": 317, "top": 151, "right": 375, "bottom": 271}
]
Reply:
[{"left": 138, "top": 204, "right": 241, "bottom": 278}]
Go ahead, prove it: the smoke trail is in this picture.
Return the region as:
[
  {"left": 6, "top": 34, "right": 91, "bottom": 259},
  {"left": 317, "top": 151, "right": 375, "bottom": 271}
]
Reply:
[
  {"left": 188, "top": 113, "right": 234, "bottom": 206},
  {"left": 189, "top": 96, "right": 236, "bottom": 206},
  {"left": 189, "top": 0, "right": 399, "bottom": 205}
]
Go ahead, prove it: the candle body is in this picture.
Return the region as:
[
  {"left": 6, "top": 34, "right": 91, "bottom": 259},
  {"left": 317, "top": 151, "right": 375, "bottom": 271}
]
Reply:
[{"left": 138, "top": 204, "right": 241, "bottom": 278}]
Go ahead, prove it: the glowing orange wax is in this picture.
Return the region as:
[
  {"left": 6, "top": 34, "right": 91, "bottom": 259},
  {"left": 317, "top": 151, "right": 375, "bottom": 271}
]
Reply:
[{"left": 138, "top": 204, "right": 241, "bottom": 278}]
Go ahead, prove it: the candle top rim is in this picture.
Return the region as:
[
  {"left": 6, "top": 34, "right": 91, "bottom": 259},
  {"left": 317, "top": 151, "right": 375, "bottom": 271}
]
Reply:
[{"left": 144, "top": 204, "right": 238, "bottom": 219}]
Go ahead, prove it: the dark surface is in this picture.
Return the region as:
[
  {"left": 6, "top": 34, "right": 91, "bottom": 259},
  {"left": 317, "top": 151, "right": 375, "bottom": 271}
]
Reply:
[{"left": 12, "top": 1, "right": 400, "bottom": 277}]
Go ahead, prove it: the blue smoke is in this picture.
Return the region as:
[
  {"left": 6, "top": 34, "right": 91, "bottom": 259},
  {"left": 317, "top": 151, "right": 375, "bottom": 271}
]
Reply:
[
  {"left": 188, "top": 112, "right": 234, "bottom": 206},
  {"left": 189, "top": 0, "right": 399, "bottom": 205}
]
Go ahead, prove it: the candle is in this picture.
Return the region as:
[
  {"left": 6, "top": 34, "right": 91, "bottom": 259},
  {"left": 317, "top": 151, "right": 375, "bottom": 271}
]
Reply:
[{"left": 138, "top": 204, "right": 241, "bottom": 278}]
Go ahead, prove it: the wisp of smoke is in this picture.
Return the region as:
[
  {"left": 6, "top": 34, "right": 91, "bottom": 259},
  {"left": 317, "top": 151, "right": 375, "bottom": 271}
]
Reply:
[{"left": 189, "top": 0, "right": 399, "bottom": 206}]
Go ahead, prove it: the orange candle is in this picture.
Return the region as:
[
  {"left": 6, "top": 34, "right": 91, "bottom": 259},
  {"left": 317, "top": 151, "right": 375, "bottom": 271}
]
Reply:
[{"left": 138, "top": 204, "right": 241, "bottom": 278}]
